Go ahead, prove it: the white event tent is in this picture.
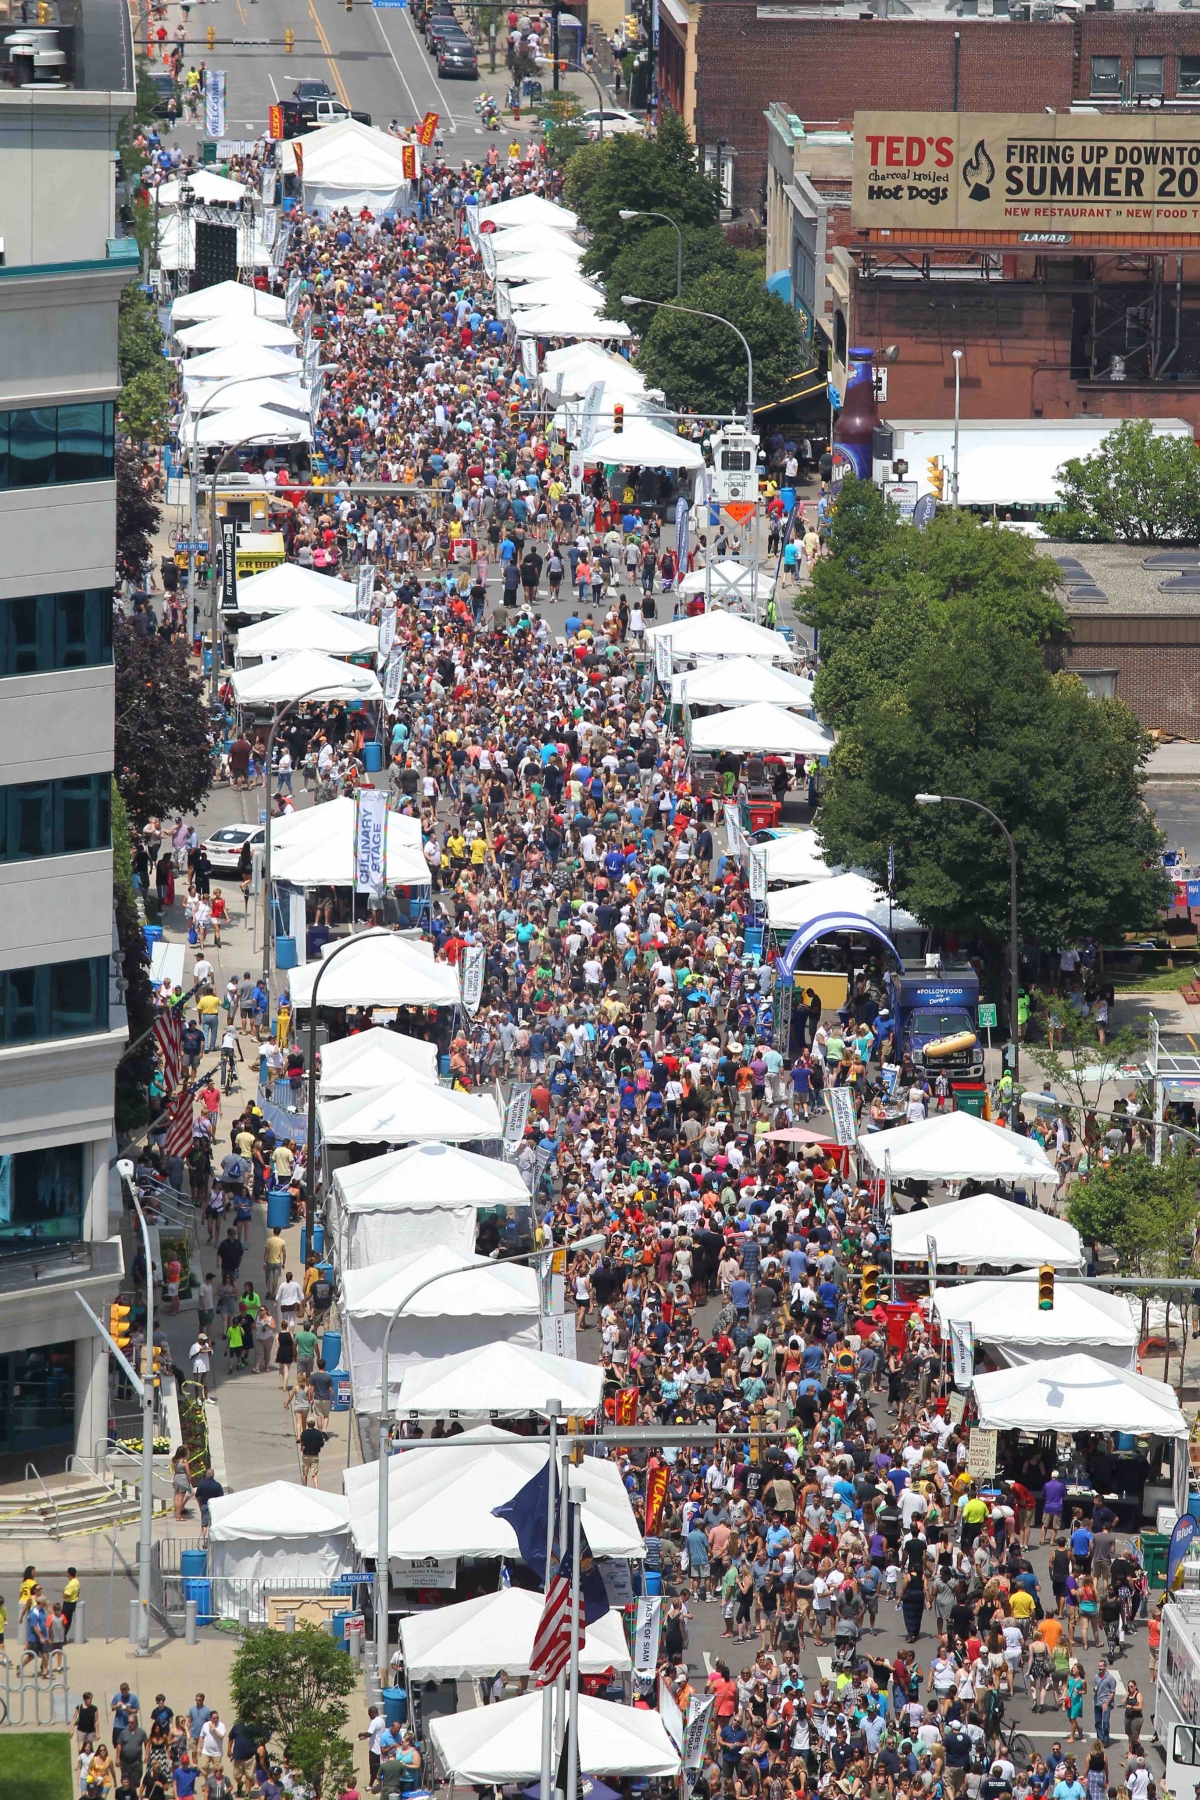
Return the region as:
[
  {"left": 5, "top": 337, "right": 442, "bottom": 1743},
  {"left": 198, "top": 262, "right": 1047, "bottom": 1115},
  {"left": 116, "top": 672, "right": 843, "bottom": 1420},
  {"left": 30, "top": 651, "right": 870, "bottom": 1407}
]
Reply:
[
  {"left": 183, "top": 376, "right": 309, "bottom": 421},
  {"left": 645, "top": 610, "right": 795, "bottom": 664},
  {"left": 972, "top": 1352, "right": 1188, "bottom": 1446},
  {"left": 340, "top": 1259, "right": 541, "bottom": 1409},
  {"left": 230, "top": 650, "right": 380, "bottom": 705},
  {"left": 516, "top": 305, "right": 632, "bottom": 341},
  {"left": 891, "top": 1193, "right": 1083, "bottom": 1268},
  {"left": 317, "top": 1082, "right": 502, "bottom": 1148},
  {"left": 290, "top": 120, "right": 418, "bottom": 216},
  {"left": 490, "top": 224, "right": 586, "bottom": 262},
  {"left": 155, "top": 216, "right": 275, "bottom": 276},
  {"left": 190, "top": 405, "right": 311, "bottom": 449},
  {"left": 767, "top": 870, "right": 922, "bottom": 936},
  {"left": 430, "top": 1691, "right": 679, "bottom": 1783},
  {"left": 234, "top": 562, "right": 358, "bottom": 614},
  {"left": 155, "top": 170, "right": 251, "bottom": 209},
  {"left": 236, "top": 609, "right": 378, "bottom": 662},
  {"left": 318, "top": 1026, "right": 438, "bottom": 1095},
  {"left": 170, "top": 277, "right": 286, "bottom": 323},
  {"left": 933, "top": 1278, "right": 1139, "bottom": 1369},
  {"left": 540, "top": 343, "right": 646, "bottom": 400},
  {"left": 396, "top": 1341, "right": 604, "bottom": 1419},
  {"left": 182, "top": 345, "right": 303, "bottom": 389},
  {"left": 477, "top": 194, "right": 580, "bottom": 232},
  {"left": 207, "top": 1482, "right": 353, "bottom": 1618},
  {"left": 175, "top": 313, "right": 299, "bottom": 353},
  {"left": 285, "top": 934, "right": 460, "bottom": 1010},
  {"left": 500, "top": 249, "right": 596, "bottom": 286},
  {"left": 859, "top": 1111, "right": 1057, "bottom": 1184},
  {"left": 507, "top": 276, "right": 608, "bottom": 313},
  {"left": 584, "top": 417, "right": 705, "bottom": 469},
  {"left": 269, "top": 799, "right": 429, "bottom": 890},
  {"left": 689, "top": 701, "right": 834, "bottom": 758},
  {"left": 343, "top": 1427, "right": 644, "bottom": 1561},
  {"left": 401, "top": 1587, "right": 629, "bottom": 1680},
  {"left": 752, "top": 829, "right": 832, "bottom": 887},
  {"left": 328, "top": 1141, "right": 529, "bottom": 1269}
]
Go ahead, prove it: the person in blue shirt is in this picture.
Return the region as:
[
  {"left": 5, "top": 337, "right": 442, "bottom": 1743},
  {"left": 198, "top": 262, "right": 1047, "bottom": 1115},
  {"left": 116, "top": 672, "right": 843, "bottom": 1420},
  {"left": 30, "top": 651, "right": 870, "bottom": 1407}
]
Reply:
[
  {"left": 817, "top": 1277, "right": 840, "bottom": 1313},
  {"left": 728, "top": 1276, "right": 753, "bottom": 1317}
]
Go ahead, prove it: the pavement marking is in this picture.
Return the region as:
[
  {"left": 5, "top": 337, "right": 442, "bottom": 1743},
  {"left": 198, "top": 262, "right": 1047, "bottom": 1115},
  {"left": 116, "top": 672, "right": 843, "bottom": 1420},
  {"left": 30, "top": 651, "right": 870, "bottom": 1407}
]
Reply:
[
  {"left": 371, "top": 4, "right": 425, "bottom": 130},
  {"left": 400, "top": 2, "right": 457, "bottom": 131},
  {"left": 268, "top": 69, "right": 279, "bottom": 98},
  {"left": 307, "top": 0, "right": 353, "bottom": 107}
]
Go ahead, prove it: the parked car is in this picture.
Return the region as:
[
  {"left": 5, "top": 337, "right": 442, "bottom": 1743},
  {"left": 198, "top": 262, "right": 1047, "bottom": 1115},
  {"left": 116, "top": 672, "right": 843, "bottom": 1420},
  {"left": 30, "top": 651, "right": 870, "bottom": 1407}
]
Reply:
[
  {"left": 202, "top": 823, "right": 266, "bottom": 874},
  {"left": 147, "top": 71, "right": 179, "bottom": 116},
  {"left": 576, "top": 105, "right": 642, "bottom": 137},
  {"left": 438, "top": 35, "right": 478, "bottom": 76}
]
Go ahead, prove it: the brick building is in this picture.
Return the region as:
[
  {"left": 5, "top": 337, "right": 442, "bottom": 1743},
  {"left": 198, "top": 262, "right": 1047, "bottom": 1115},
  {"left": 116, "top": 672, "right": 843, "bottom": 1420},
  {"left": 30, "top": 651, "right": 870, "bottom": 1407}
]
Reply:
[{"left": 1048, "top": 545, "right": 1200, "bottom": 737}]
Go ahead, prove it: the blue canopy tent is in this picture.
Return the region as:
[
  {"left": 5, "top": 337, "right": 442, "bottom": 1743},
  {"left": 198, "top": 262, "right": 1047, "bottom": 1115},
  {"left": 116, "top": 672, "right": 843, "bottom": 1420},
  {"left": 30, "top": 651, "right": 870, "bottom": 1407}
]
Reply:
[{"left": 776, "top": 912, "right": 904, "bottom": 982}]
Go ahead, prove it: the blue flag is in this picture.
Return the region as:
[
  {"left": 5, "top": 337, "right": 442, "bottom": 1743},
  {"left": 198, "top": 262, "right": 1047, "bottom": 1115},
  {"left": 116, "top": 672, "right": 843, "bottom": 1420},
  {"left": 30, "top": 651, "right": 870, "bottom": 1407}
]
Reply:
[
  {"left": 560, "top": 1538, "right": 610, "bottom": 1625},
  {"left": 492, "top": 1467, "right": 551, "bottom": 1586}
]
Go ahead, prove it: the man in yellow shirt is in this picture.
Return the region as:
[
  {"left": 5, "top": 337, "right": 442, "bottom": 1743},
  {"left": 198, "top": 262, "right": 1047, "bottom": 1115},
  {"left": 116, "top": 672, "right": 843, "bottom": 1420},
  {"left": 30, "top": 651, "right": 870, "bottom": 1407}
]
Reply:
[
  {"left": 960, "top": 1490, "right": 990, "bottom": 1550},
  {"left": 196, "top": 989, "right": 222, "bottom": 1051}
]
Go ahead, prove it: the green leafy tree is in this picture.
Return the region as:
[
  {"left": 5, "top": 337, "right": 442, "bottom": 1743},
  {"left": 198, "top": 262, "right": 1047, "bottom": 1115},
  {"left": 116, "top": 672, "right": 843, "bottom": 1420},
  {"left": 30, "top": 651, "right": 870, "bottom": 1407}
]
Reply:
[
  {"left": 1025, "top": 1007, "right": 1147, "bottom": 1124},
  {"left": 634, "top": 267, "right": 807, "bottom": 416},
  {"left": 119, "top": 285, "right": 166, "bottom": 385},
  {"left": 229, "top": 1623, "right": 357, "bottom": 1754},
  {"left": 120, "top": 367, "right": 172, "bottom": 442},
  {"left": 114, "top": 615, "right": 213, "bottom": 823},
  {"left": 816, "top": 612, "right": 1169, "bottom": 954},
  {"left": 604, "top": 225, "right": 736, "bottom": 332},
  {"left": 287, "top": 1725, "right": 358, "bottom": 1800},
  {"left": 1047, "top": 418, "right": 1200, "bottom": 544},
  {"left": 570, "top": 115, "right": 720, "bottom": 280},
  {"left": 116, "top": 442, "right": 162, "bottom": 587},
  {"left": 1066, "top": 1150, "right": 1199, "bottom": 1372}
]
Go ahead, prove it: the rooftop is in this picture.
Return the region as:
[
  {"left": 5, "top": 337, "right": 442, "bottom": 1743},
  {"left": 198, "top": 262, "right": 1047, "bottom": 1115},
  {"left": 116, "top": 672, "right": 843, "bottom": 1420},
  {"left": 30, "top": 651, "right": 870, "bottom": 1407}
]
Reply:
[
  {"left": 1053, "top": 542, "right": 1200, "bottom": 617},
  {"left": 0, "top": 0, "right": 132, "bottom": 94}
]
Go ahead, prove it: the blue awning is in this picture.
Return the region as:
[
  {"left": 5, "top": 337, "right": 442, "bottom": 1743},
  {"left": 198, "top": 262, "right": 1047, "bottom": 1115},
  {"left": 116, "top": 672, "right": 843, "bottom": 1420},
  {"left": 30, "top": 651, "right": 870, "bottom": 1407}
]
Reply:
[
  {"left": 777, "top": 912, "right": 904, "bottom": 981},
  {"left": 766, "top": 269, "right": 793, "bottom": 304}
]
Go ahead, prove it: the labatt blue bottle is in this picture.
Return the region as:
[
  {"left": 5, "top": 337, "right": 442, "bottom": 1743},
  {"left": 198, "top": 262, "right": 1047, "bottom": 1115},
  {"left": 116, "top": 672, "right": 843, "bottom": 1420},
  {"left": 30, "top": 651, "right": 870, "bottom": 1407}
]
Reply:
[{"left": 830, "top": 346, "right": 880, "bottom": 489}]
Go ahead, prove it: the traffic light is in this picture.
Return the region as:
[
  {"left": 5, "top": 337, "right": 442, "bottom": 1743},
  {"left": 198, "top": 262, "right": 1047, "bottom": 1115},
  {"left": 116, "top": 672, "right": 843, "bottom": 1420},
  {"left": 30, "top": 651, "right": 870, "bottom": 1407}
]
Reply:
[
  {"left": 567, "top": 1415, "right": 584, "bottom": 1465},
  {"left": 109, "top": 1300, "right": 132, "bottom": 1352},
  {"left": 140, "top": 1345, "right": 165, "bottom": 1386},
  {"left": 613, "top": 402, "right": 624, "bottom": 434},
  {"left": 926, "top": 457, "right": 944, "bottom": 500},
  {"left": 509, "top": 400, "right": 520, "bottom": 429},
  {"left": 860, "top": 1264, "right": 880, "bottom": 1311},
  {"left": 284, "top": 27, "right": 294, "bottom": 49},
  {"left": 206, "top": 23, "right": 215, "bottom": 48},
  {"left": 1038, "top": 1264, "right": 1054, "bottom": 1311},
  {"left": 749, "top": 1419, "right": 762, "bottom": 1465}
]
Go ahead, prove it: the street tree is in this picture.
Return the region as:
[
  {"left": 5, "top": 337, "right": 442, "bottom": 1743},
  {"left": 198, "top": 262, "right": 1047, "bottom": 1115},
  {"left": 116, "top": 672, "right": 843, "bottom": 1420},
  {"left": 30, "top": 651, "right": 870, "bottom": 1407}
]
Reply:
[
  {"left": 111, "top": 780, "right": 155, "bottom": 1131},
  {"left": 815, "top": 609, "right": 1169, "bottom": 950},
  {"left": 113, "top": 615, "right": 213, "bottom": 823},
  {"left": 634, "top": 267, "right": 807, "bottom": 416},
  {"left": 1047, "top": 418, "right": 1200, "bottom": 544},
  {"left": 605, "top": 225, "right": 736, "bottom": 332},
  {"left": 569, "top": 113, "right": 721, "bottom": 279},
  {"left": 229, "top": 1623, "right": 357, "bottom": 1763},
  {"left": 116, "top": 442, "right": 161, "bottom": 587},
  {"left": 1025, "top": 1007, "right": 1147, "bottom": 1126}
]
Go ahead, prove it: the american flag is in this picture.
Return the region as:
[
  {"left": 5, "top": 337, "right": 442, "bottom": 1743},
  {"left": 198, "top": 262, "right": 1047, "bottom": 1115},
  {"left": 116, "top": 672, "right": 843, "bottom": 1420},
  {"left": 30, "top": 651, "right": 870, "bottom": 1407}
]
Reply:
[
  {"left": 165, "top": 1087, "right": 195, "bottom": 1160},
  {"left": 531, "top": 1575, "right": 583, "bottom": 1682},
  {"left": 154, "top": 1009, "right": 183, "bottom": 1093}
]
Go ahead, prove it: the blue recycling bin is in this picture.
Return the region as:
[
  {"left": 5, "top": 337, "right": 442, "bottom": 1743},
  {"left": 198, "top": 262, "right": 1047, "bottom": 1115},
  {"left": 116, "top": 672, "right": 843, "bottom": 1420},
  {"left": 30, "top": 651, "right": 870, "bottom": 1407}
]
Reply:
[
  {"left": 143, "top": 924, "right": 163, "bottom": 953},
  {"left": 311, "top": 1221, "right": 325, "bottom": 1259},
  {"left": 644, "top": 1568, "right": 662, "bottom": 1596},
  {"left": 382, "top": 1688, "right": 407, "bottom": 1729},
  {"left": 362, "top": 741, "right": 383, "bottom": 773},
  {"left": 321, "top": 1328, "right": 341, "bottom": 1370},
  {"left": 332, "top": 1369, "right": 352, "bottom": 1411},
  {"left": 181, "top": 1548, "right": 213, "bottom": 1625},
  {"left": 267, "top": 1189, "right": 291, "bottom": 1231},
  {"left": 332, "top": 1609, "right": 352, "bottom": 1649},
  {"left": 275, "top": 936, "right": 298, "bottom": 971},
  {"left": 317, "top": 1261, "right": 333, "bottom": 1284}
]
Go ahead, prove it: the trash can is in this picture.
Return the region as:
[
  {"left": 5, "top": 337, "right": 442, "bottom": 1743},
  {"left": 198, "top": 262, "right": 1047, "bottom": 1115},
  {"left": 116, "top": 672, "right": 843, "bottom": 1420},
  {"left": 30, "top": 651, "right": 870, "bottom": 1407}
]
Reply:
[
  {"left": 267, "top": 1189, "right": 291, "bottom": 1231},
  {"left": 143, "top": 924, "right": 163, "bottom": 953},
  {"left": 321, "top": 1328, "right": 341, "bottom": 1370},
  {"left": 332, "top": 1370, "right": 353, "bottom": 1411},
  {"left": 382, "top": 1687, "right": 407, "bottom": 1729},
  {"left": 952, "top": 1082, "right": 988, "bottom": 1118},
  {"left": 332, "top": 1609, "right": 352, "bottom": 1649},
  {"left": 181, "top": 1549, "right": 213, "bottom": 1626},
  {"left": 1140, "top": 1531, "right": 1170, "bottom": 1589},
  {"left": 312, "top": 1221, "right": 325, "bottom": 1259},
  {"left": 275, "top": 936, "right": 298, "bottom": 971},
  {"left": 362, "top": 741, "right": 383, "bottom": 773}
]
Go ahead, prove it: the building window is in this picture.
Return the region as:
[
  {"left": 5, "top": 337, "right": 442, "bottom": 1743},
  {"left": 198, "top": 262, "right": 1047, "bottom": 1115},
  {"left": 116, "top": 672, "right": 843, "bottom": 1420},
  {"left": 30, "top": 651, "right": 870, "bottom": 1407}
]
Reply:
[
  {"left": 0, "top": 589, "right": 113, "bottom": 680},
  {"left": 0, "top": 403, "right": 114, "bottom": 491},
  {"left": 1075, "top": 669, "right": 1118, "bottom": 699},
  {"left": 0, "top": 1146, "right": 84, "bottom": 1255},
  {"left": 0, "top": 1343, "right": 76, "bottom": 1450},
  {"left": 834, "top": 310, "right": 848, "bottom": 364},
  {"left": 1090, "top": 56, "right": 1122, "bottom": 96},
  {"left": 1180, "top": 56, "right": 1200, "bottom": 94},
  {"left": 0, "top": 956, "right": 109, "bottom": 1047},
  {"left": 0, "top": 774, "right": 110, "bottom": 864},
  {"left": 1134, "top": 56, "right": 1164, "bottom": 97}
]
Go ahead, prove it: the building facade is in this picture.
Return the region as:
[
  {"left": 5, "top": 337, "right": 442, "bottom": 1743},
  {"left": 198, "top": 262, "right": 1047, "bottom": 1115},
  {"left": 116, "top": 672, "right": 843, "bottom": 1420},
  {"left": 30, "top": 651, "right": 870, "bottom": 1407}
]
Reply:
[{"left": 0, "top": 33, "right": 134, "bottom": 1462}]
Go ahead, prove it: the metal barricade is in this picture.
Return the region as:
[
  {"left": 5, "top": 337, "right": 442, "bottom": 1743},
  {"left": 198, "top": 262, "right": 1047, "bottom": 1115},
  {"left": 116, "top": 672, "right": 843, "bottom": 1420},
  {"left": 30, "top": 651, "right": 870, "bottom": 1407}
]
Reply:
[{"left": 0, "top": 1653, "right": 69, "bottom": 1726}]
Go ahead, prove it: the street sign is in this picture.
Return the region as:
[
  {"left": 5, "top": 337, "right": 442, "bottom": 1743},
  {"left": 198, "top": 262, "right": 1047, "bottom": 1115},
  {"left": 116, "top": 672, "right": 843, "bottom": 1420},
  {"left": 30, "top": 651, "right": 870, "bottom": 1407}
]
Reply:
[
  {"left": 978, "top": 1003, "right": 999, "bottom": 1029},
  {"left": 177, "top": 540, "right": 209, "bottom": 555},
  {"left": 723, "top": 500, "right": 756, "bottom": 525}
]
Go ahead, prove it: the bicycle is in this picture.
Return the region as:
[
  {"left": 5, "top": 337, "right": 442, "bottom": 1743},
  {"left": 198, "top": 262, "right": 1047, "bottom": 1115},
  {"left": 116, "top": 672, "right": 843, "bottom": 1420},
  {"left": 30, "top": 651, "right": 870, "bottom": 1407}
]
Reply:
[{"left": 999, "top": 1716, "right": 1034, "bottom": 1766}]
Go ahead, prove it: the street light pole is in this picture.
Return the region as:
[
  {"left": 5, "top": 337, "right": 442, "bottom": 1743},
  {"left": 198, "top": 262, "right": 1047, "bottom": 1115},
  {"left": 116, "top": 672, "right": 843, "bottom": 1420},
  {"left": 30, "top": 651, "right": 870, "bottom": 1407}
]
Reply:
[
  {"left": 618, "top": 209, "right": 683, "bottom": 296},
  {"left": 259, "top": 675, "right": 374, "bottom": 997},
  {"left": 951, "top": 349, "right": 962, "bottom": 510},
  {"left": 371, "top": 1243, "right": 602, "bottom": 1673},
  {"left": 115, "top": 1165, "right": 157, "bottom": 1655},
  {"left": 621, "top": 293, "right": 753, "bottom": 427},
  {"left": 915, "top": 792, "right": 1019, "bottom": 1083},
  {"left": 304, "top": 927, "right": 392, "bottom": 1226}
]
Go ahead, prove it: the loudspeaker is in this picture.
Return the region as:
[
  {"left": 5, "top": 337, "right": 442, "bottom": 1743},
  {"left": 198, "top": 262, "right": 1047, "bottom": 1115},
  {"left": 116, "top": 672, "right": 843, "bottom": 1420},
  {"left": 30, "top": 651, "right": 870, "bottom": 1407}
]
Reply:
[{"left": 192, "top": 221, "right": 239, "bottom": 292}]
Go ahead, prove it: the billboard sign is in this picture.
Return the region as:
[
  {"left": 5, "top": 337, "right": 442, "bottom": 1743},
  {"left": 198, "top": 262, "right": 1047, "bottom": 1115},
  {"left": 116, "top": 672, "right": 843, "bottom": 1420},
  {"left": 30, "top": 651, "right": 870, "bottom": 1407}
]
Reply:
[{"left": 852, "top": 111, "right": 1200, "bottom": 235}]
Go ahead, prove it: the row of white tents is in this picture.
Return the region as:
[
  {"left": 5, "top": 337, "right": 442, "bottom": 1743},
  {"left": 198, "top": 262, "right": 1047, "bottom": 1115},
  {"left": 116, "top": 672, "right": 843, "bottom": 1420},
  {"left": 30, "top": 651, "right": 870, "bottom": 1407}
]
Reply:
[{"left": 169, "top": 278, "right": 311, "bottom": 452}]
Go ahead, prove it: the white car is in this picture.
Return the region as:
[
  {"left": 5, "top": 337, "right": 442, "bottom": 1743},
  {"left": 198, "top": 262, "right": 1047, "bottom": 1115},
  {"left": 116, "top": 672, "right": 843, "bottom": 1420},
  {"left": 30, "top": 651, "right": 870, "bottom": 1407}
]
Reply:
[
  {"left": 576, "top": 106, "right": 642, "bottom": 138},
  {"left": 203, "top": 823, "right": 265, "bottom": 873}
]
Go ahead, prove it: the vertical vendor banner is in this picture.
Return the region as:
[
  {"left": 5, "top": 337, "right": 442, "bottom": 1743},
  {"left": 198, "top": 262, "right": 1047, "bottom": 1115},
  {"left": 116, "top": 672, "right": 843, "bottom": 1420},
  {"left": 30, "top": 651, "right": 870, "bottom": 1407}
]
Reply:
[
  {"left": 205, "top": 69, "right": 226, "bottom": 140},
  {"left": 354, "top": 789, "right": 388, "bottom": 895},
  {"left": 633, "top": 1597, "right": 662, "bottom": 1675},
  {"left": 460, "top": 942, "right": 484, "bottom": 1016}
]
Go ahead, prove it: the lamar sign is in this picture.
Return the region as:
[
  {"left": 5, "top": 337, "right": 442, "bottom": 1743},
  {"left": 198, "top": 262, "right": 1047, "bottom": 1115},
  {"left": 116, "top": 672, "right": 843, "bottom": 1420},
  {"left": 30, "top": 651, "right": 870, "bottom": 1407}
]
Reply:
[{"left": 852, "top": 111, "right": 1200, "bottom": 234}]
